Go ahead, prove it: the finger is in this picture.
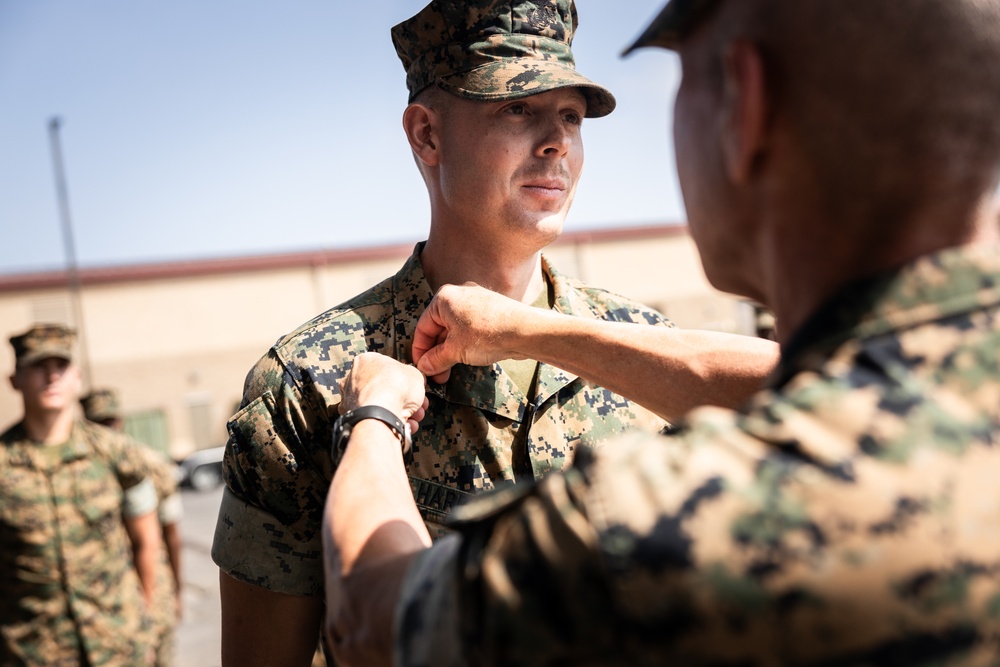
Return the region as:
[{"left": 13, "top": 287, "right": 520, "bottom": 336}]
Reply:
[
  {"left": 415, "top": 341, "right": 460, "bottom": 379},
  {"left": 406, "top": 404, "right": 426, "bottom": 435},
  {"left": 412, "top": 313, "right": 447, "bottom": 366},
  {"left": 410, "top": 405, "right": 426, "bottom": 424}
]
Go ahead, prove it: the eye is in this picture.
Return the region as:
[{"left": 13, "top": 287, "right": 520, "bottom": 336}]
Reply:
[
  {"left": 563, "top": 109, "right": 583, "bottom": 126},
  {"left": 504, "top": 102, "right": 529, "bottom": 116}
]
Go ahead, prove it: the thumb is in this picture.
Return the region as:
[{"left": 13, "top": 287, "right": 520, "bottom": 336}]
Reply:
[{"left": 416, "top": 346, "right": 453, "bottom": 384}]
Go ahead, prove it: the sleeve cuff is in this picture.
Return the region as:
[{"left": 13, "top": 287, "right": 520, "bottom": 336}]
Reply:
[
  {"left": 158, "top": 492, "right": 184, "bottom": 525},
  {"left": 122, "top": 478, "right": 159, "bottom": 518},
  {"left": 211, "top": 486, "right": 324, "bottom": 596}
]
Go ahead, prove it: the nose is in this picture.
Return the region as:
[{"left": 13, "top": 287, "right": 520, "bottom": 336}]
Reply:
[
  {"left": 536, "top": 114, "right": 572, "bottom": 159},
  {"left": 43, "top": 359, "right": 65, "bottom": 381}
]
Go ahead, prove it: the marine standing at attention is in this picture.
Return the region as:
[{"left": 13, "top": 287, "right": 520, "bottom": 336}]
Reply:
[
  {"left": 1, "top": 325, "right": 164, "bottom": 666},
  {"left": 212, "top": 1, "right": 778, "bottom": 664},
  {"left": 82, "top": 387, "right": 184, "bottom": 667}
]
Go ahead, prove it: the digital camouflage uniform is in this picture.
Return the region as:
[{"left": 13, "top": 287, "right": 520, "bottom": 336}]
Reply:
[
  {"left": 82, "top": 388, "right": 182, "bottom": 667},
  {"left": 213, "top": 245, "right": 669, "bottom": 596},
  {"left": 395, "top": 243, "right": 1000, "bottom": 666},
  {"left": 79, "top": 388, "right": 121, "bottom": 425},
  {"left": 0, "top": 419, "right": 161, "bottom": 667},
  {"left": 133, "top": 446, "right": 182, "bottom": 667}
]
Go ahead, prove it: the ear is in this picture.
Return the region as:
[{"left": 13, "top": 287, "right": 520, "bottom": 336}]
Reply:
[
  {"left": 402, "top": 103, "right": 441, "bottom": 168},
  {"left": 720, "top": 39, "right": 767, "bottom": 184}
]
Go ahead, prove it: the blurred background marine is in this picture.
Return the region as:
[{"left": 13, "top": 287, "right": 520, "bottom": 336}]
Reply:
[
  {"left": 82, "top": 387, "right": 184, "bottom": 667},
  {"left": 1, "top": 324, "right": 163, "bottom": 666}
]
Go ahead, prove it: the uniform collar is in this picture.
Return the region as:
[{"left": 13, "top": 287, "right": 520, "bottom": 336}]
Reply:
[
  {"left": 1, "top": 420, "right": 91, "bottom": 470},
  {"left": 775, "top": 243, "right": 1000, "bottom": 388}
]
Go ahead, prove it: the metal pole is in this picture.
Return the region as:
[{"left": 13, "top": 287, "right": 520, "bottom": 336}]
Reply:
[{"left": 48, "top": 117, "right": 92, "bottom": 390}]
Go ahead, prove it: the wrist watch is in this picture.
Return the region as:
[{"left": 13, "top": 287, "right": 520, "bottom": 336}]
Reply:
[{"left": 330, "top": 405, "right": 412, "bottom": 469}]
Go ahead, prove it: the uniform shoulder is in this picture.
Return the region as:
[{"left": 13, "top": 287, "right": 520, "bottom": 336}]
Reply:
[
  {"left": 544, "top": 257, "right": 671, "bottom": 326},
  {"left": 0, "top": 422, "right": 24, "bottom": 465},
  {"left": 274, "top": 275, "right": 395, "bottom": 350},
  {"left": 76, "top": 419, "right": 131, "bottom": 452},
  {"left": 255, "top": 275, "right": 398, "bottom": 371},
  {"left": 237, "top": 274, "right": 402, "bottom": 404},
  {"left": 0, "top": 421, "right": 24, "bottom": 444},
  {"left": 567, "top": 277, "right": 673, "bottom": 327}
]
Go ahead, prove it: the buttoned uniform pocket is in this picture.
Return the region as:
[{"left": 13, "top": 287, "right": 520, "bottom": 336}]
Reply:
[
  {"left": 73, "top": 458, "right": 123, "bottom": 537},
  {"left": 0, "top": 466, "right": 53, "bottom": 536}
]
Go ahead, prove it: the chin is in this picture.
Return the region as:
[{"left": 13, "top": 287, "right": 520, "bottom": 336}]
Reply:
[
  {"left": 510, "top": 212, "right": 565, "bottom": 247},
  {"left": 539, "top": 205, "right": 571, "bottom": 231},
  {"left": 698, "top": 253, "right": 759, "bottom": 301},
  {"left": 538, "top": 215, "right": 565, "bottom": 238}
]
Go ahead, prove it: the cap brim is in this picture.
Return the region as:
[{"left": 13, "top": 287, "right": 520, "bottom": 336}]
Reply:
[
  {"left": 438, "top": 60, "right": 617, "bottom": 118},
  {"left": 622, "top": 0, "right": 722, "bottom": 55},
  {"left": 18, "top": 348, "right": 72, "bottom": 367}
]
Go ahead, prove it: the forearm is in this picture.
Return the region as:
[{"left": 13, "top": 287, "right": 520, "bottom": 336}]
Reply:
[
  {"left": 163, "top": 522, "right": 183, "bottom": 594},
  {"left": 134, "top": 546, "right": 158, "bottom": 606},
  {"left": 323, "top": 420, "right": 432, "bottom": 667},
  {"left": 125, "top": 512, "right": 163, "bottom": 607},
  {"left": 512, "top": 311, "right": 778, "bottom": 420},
  {"left": 415, "top": 285, "right": 779, "bottom": 420}
]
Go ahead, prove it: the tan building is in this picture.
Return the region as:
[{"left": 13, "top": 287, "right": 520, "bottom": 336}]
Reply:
[{"left": 0, "top": 224, "right": 754, "bottom": 458}]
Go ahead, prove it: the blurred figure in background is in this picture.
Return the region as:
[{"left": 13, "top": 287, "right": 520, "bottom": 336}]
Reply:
[
  {"left": 1, "top": 324, "right": 162, "bottom": 666},
  {"left": 82, "top": 387, "right": 183, "bottom": 667}
]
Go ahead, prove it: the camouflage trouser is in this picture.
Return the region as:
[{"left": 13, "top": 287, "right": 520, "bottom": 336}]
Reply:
[
  {"left": 153, "top": 625, "right": 175, "bottom": 667},
  {"left": 147, "top": 552, "right": 178, "bottom": 667}
]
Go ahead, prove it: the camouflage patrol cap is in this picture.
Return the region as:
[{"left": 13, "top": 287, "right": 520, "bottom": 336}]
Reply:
[
  {"left": 623, "top": 0, "right": 723, "bottom": 54},
  {"left": 9, "top": 323, "right": 76, "bottom": 368},
  {"left": 81, "top": 388, "right": 121, "bottom": 423},
  {"left": 392, "top": 0, "right": 616, "bottom": 118}
]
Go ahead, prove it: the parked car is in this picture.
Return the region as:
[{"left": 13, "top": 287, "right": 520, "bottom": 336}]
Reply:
[{"left": 177, "top": 445, "right": 226, "bottom": 491}]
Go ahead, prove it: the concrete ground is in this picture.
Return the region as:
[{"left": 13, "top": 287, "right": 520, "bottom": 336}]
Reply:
[{"left": 175, "top": 485, "right": 224, "bottom": 667}]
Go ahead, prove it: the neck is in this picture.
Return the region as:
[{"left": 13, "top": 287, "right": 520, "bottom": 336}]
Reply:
[
  {"left": 763, "top": 193, "right": 1000, "bottom": 345},
  {"left": 22, "top": 407, "right": 75, "bottom": 445},
  {"left": 421, "top": 229, "right": 547, "bottom": 303}
]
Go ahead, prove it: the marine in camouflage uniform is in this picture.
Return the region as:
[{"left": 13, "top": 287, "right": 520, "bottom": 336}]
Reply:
[
  {"left": 82, "top": 388, "right": 182, "bottom": 667},
  {"left": 213, "top": 247, "right": 668, "bottom": 596},
  {"left": 212, "top": 1, "right": 677, "bottom": 663},
  {"left": 395, "top": 244, "right": 1000, "bottom": 665},
  {"left": 319, "top": 0, "right": 1000, "bottom": 664},
  {"left": 1, "top": 326, "right": 161, "bottom": 666}
]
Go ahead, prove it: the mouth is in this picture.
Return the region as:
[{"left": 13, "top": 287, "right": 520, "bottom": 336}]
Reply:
[{"left": 522, "top": 178, "right": 567, "bottom": 196}]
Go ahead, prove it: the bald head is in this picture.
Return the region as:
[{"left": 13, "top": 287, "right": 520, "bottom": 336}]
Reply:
[{"left": 703, "top": 0, "right": 1000, "bottom": 224}]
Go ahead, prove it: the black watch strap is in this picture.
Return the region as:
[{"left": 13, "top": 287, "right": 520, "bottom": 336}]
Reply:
[{"left": 330, "top": 405, "right": 412, "bottom": 469}]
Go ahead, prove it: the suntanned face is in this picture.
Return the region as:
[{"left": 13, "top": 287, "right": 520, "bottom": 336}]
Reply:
[
  {"left": 674, "top": 40, "right": 730, "bottom": 285},
  {"left": 11, "top": 356, "right": 81, "bottom": 417},
  {"left": 673, "top": 26, "right": 763, "bottom": 302},
  {"left": 433, "top": 87, "right": 587, "bottom": 250}
]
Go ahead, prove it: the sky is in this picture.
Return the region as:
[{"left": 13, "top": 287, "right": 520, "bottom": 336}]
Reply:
[{"left": 0, "top": 0, "right": 684, "bottom": 276}]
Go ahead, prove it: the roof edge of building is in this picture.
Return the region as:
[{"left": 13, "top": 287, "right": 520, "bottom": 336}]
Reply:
[{"left": 0, "top": 222, "right": 687, "bottom": 293}]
